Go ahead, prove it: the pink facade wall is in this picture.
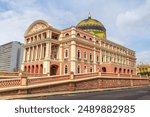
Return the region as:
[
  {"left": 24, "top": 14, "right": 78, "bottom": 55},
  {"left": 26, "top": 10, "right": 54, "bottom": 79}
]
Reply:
[{"left": 24, "top": 25, "right": 136, "bottom": 76}]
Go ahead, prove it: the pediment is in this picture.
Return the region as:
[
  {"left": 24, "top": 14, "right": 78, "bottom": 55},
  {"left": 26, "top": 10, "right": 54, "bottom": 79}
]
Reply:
[
  {"left": 25, "top": 20, "right": 52, "bottom": 36},
  {"left": 28, "top": 23, "right": 47, "bottom": 35}
]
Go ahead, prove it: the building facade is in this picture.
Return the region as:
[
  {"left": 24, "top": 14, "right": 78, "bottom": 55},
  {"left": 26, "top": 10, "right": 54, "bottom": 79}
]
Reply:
[
  {"left": 22, "top": 16, "right": 136, "bottom": 76},
  {"left": 0, "top": 41, "right": 23, "bottom": 72},
  {"left": 136, "top": 64, "right": 150, "bottom": 74}
]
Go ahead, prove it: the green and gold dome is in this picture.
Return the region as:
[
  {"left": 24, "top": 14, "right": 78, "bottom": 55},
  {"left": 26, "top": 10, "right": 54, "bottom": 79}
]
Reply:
[{"left": 76, "top": 15, "right": 106, "bottom": 39}]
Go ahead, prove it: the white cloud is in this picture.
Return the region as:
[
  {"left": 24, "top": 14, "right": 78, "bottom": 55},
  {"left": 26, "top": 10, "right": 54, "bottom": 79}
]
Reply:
[
  {"left": 0, "top": 0, "right": 51, "bottom": 45},
  {"left": 0, "top": 0, "right": 78, "bottom": 45},
  {"left": 116, "top": 0, "right": 150, "bottom": 36},
  {"left": 137, "top": 50, "right": 150, "bottom": 64},
  {"left": 0, "top": 0, "right": 149, "bottom": 64}
]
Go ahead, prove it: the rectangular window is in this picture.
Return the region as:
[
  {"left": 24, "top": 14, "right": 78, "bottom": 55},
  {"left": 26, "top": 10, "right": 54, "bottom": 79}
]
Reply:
[
  {"left": 84, "top": 52, "right": 87, "bottom": 59},
  {"left": 64, "top": 49, "right": 68, "bottom": 58},
  {"left": 77, "top": 50, "right": 81, "bottom": 59},
  {"left": 77, "top": 66, "right": 80, "bottom": 74},
  {"left": 84, "top": 66, "right": 87, "bottom": 73},
  {"left": 97, "top": 55, "right": 99, "bottom": 62},
  {"left": 65, "top": 65, "right": 68, "bottom": 74},
  {"left": 90, "top": 53, "right": 92, "bottom": 61},
  {"left": 90, "top": 67, "right": 93, "bottom": 72}
]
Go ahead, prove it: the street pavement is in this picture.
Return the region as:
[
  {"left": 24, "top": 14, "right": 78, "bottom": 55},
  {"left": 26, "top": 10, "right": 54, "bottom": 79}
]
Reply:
[{"left": 30, "top": 86, "right": 150, "bottom": 100}]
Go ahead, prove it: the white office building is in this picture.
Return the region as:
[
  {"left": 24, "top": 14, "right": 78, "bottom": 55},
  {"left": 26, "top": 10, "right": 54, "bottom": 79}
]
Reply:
[{"left": 0, "top": 41, "right": 23, "bottom": 72}]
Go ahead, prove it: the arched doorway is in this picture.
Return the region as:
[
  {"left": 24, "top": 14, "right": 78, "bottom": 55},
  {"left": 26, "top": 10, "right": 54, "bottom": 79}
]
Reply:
[
  {"left": 28, "top": 66, "right": 30, "bottom": 73},
  {"left": 35, "top": 65, "right": 38, "bottom": 73},
  {"left": 131, "top": 70, "right": 133, "bottom": 74},
  {"left": 127, "top": 69, "right": 130, "bottom": 74},
  {"left": 119, "top": 68, "right": 122, "bottom": 73},
  {"left": 123, "top": 69, "right": 126, "bottom": 74},
  {"left": 102, "top": 67, "right": 106, "bottom": 72},
  {"left": 114, "top": 67, "right": 117, "bottom": 73},
  {"left": 50, "top": 65, "right": 58, "bottom": 75},
  {"left": 32, "top": 65, "right": 34, "bottom": 73},
  {"left": 40, "top": 64, "right": 43, "bottom": 74}
]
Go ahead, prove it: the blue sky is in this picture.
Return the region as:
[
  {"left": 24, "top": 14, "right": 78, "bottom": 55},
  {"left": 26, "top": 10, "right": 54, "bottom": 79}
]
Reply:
[{"left": 0, "top": 0, "right": 150, "bottom": 64}]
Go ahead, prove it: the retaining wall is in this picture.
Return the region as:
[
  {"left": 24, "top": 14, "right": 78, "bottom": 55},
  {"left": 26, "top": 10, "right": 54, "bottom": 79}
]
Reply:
[{"left": 0, "top": 72, "right": 150, "bottom": 97}]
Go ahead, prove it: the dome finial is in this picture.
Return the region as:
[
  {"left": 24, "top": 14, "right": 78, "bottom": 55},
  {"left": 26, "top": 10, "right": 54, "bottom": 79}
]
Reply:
[{"left": 88, "top": 12, "right": 91, "bottom": 19}]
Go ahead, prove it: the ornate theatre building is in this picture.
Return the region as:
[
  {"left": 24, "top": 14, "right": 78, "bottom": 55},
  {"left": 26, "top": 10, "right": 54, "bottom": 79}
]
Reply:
[{"left": 22, "top": 16, "right": 136, "bottom": 76}]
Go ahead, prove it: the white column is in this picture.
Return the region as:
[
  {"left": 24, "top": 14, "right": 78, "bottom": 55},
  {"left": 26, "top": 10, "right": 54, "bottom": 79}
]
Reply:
[
  {"left": 70, "top": 40, "right": 76, "bottom": 73},
  {"left": 104, "top": 51, "right": 107, "bottom": 62},
  {"left": 28, "top": 47, "right": 30, "bottom": 61},
  {"left": 36, "top": 45, "right": 39, "bottom": 60},
  {"left": 43, "top": 61, "right": 50, "bottom": 75},
  {"left": 34, "top": 46, "right": 37, "bottom": 60},
  {"left": 93, "top": 47, "right": 96, "bottom": 72},
  {"left": 32, "top": 46, "right": 34, "bottom": 61},
  {"left": 47, "top": 31, "right": 52, "bottom": 39},
  {"left": 93, "top": 35, "right": 96, "bottom": 72},
  {"left": 43, "top": 42, "right": 51, "bottom": 75},
  {"left": 100, "top": 49, "right": 102, "bottom": 64},
  {"left": 70, "top": 28, "right": 76, "bottom": 73},
  {"left": 45, "top": 42, "right": 51, "bottom": 60},
  {"left": 30, "top": 47, "right": 33, "bottom": 61},
  {"left": 50, "top": 42, "right": 51, "bottom": 59},
  {"left": 59, "top": 44, "right": 63, "bottom": 75},
  {"left": 40, "top": 44, "right": 43, "bottom": 59}
]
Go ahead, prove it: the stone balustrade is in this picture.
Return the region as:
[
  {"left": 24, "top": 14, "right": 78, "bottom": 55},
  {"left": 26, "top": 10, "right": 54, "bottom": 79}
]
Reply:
[
  {"left": 0, "top": 72, "right": 149, "bottom": 89},
  {"left": 0, "top": 78, "right": 21, "bottom": 88}
]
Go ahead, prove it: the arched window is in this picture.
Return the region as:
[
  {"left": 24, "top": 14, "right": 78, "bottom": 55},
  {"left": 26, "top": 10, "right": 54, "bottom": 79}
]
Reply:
[
  {"left": 84, "top": 52, "right": 87, "bottom": 59},
  {"left": 77, "top": 65, "right": 80, "bottom": 74},
  {"left": 65, "top": 33, "right": 69, "bottom": 37},
  {"left": 90, "top": 53, "right": 92, "bottom": 61},
  {"left": 83, "top": 36, "right": 86, "bottom": 39},
  {"left": 65, "top": 49, "right": 68, "bottom": 58},
  {"left": 97, "top": 55, "right": 99, "bottom": 62},
  {"left": 114, "top": 67, "right": 117, "bottom": 73},
  {"left": 77, "top": 33, "right": 80, "bottom": 37},
  {"left": 102, "top": 56, "right": 104, "bottom": 62},
  {"left": 89, "top": 38, "right": 92, "bottom": 41},
  {"left": 102, "top": 67, "right": 106, "bottom": 72},
  {"left": 84, "top": 66, "right": 87, "bottom": 73},
  {"left": 77, "top": 50, "right": 81, "bottom": 59},
  {"left": 64, "top": 65, "right": 68, "bottom": 74}
]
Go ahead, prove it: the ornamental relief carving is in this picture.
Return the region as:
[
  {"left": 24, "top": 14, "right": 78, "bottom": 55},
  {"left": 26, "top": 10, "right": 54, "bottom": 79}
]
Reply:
[{"left": 28, "top": 23, "right": 47, "bottom": 35}]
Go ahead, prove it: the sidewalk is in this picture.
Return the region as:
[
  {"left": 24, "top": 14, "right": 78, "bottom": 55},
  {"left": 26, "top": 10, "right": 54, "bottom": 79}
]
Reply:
[{"left": 0, "top": 85, "right": 148, "bottom": 100}]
